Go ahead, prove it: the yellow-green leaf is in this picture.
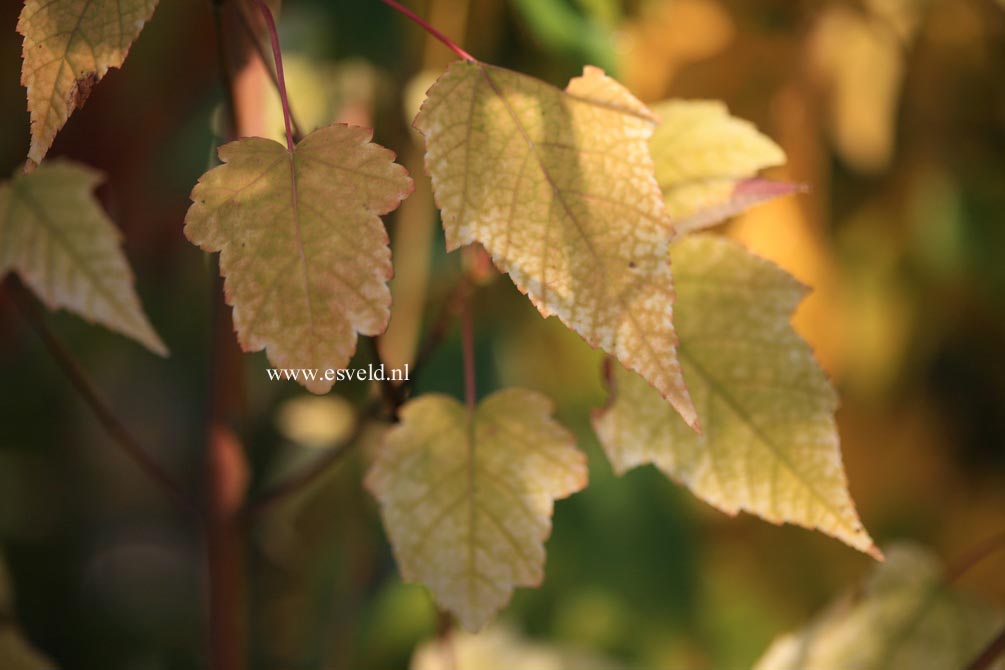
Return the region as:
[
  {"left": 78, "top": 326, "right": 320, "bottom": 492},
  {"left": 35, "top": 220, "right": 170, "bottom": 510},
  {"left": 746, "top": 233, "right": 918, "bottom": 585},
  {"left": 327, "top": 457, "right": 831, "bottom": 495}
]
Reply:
[
  {"left": 184, "top": 125, "right": 412, "bottom": 394},
  {"left": 365, "top": 389, "right": 588, "bottom": 631},
  {"left": 650, "top": 99, "right": 795, "bottom": 235},
  {"left": 593, "top": 235, "right": 878, "bottom": 556},
  {"left": 0, "top": 161, "right": 167, "bottom": 355},
  {"left": 756, "top": 544, "right": 1005, "bottom": 670},
  {"left": 414, "top": 62, "right": 698, "bottom": 430},
  {"left": 18, "top": 0, "right": 159, "bottom": 166}
]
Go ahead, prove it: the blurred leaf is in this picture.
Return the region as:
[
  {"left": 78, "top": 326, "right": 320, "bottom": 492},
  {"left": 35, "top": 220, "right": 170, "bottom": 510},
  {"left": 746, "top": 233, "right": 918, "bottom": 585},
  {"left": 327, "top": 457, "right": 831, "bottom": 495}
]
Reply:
[
  {"left": 184, "top": 125, "right": 412, "bottom": 393},
  {"left": 411, "top": 624, "right": 620, "bottom": 670},
  {"left": 810, "top": 5, "right": 912, "bottom": 173},
  {"left": 365, "top": 390, "right": 587, "bottom": 631},
  {"left": 275, "top": 394, "right": 356, "bottom": 449},
  {"left": 511, "top": 0, "right": 618, "bottom": 72},
  {"left": 414, "top": 61, "right": 698, "bottom": 429},
  {"left": 594, "top": 234, "right": 879, "bottom": 557},
  {"left": 618, "top": 0, "right": 733, "bottom": 102},
  {"left": 649, "top": 99, "right": 796, "bottom": 234},
  {"left": 0, "top": 161, "right": 167, "bottom": 355},
  {"left": 755, "top": 543, "right": 1005, "bottom": 670},
  {"left": 17, "top": 0, "right": 158, "bottom": 166},
  {"left": 0, "top": 554, "right": 56, "bottom": 670}
]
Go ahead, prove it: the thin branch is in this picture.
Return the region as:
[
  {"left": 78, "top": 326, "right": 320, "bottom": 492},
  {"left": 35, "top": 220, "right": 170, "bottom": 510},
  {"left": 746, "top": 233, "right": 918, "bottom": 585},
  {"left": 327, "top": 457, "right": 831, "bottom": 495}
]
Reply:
[
  {"left": 234, "top": 0, "right": 304, "bottom": 142},
  {"left": 6, "top": 277, "right": 195, "bottom": 516},
  {"left": 244, "top": 397, "right": 382, "bottom": 517},
  {"left": 460, "top": 282, "right": 476, "bottom": 410},
  {"left": 967, "top": 628, "right": 1005, "bottom": 670},
  {"left": 250, "top": 0, "right": 297, "bottom": 153},
  {"left": 945, "top": 531, "right": 1005, "bottom": 583},
  {"left": 376, "top": 0, "right": 476, "bottom": 62}
]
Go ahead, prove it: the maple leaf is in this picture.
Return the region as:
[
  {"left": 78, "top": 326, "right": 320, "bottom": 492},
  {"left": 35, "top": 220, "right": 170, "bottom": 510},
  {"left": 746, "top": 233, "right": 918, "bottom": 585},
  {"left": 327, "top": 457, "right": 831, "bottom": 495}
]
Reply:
[
  {"left": 756, "top": 544, "right": 1005, "bottom": 670},
  {"left": 414, "top": 61, "right": 699, "bottom": 430},
  {"left": 17, "top": 0, "right": 159, "bottom": 166},
  {"left": 0, "top": 161, "right": 167, "bottom": 355},
  {"left": 365, "top": 389, "right": 588, "bottom": 631},
  {"left": 184, "top": 124, "right": 412, "bottom": 394},
  {"left": 649, "top": 99, "right": 800, "bottom": 236},
  {"left": 593, "top": 234, "right": 878, "bottom": 557}
]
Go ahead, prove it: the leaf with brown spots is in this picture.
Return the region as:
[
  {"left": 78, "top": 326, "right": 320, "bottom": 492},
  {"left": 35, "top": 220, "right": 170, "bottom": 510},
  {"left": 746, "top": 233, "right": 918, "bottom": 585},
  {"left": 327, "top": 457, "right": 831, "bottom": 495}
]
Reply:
[
  {"left": 414, "top": 62, "right": 698, "bottom": 430},
  {"left": 184, "top": 124, "right": 412, "bottom": 394},
  {"left": 18, "top": 0, "right": 159, "bottom": 166}
]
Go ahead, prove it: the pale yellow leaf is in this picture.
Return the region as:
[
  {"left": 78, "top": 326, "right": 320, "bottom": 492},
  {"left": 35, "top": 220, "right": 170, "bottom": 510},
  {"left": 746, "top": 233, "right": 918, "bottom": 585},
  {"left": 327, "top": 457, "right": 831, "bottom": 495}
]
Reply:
[
  {"left": 0, "top": 161, "right": 167, "bottom": 355},
  {"left": 756, "top": 544, "right": 1005, "bottom": 670},
  {"left": 593, "top": 235, "right": 878, "bottom": 556},
  {"left": 414, "top": 62, "right": 698, "bottom": 429},
  {"left": 275, "top": 394, "right": 355, "bottom": 450},
  {"left": 649, "top": 99, "right": 791, "bottom": 234},
  {"left": 411, "top": 624, "right": 620, "bottom": 670},
  {"left": 184, "top": 125, "right": 412, "bottom": 394},
  {"left": 365, "top": 389, "right": 588, "bottom": 631},
  {"left": 18, "top": 0, "right": 158, "bottom": 165}
]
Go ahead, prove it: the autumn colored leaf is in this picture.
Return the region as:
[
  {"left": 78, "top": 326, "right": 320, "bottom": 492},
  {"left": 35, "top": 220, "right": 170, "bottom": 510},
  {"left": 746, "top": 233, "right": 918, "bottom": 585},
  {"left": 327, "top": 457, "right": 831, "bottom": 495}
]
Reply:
[
  {"left": 365, "top": 389, "right": 588, "bottom": 631},
  {"left": 593, "top": 235, "right": 878, "bottom": 557},
  {"left": 414, "top": 61, "right": 698, "bottom": 429},
  {"left": 756, "top": 544, "right": 1005, "bottom": 670},
  {"left": 649, "top": 99, "right": 799, "bottom": 236},
  {"left": 0, "top": 161, "right": 167, "bottom": 355},
  {"left": 18, "top": 0, "right": 159, "bottom": 166},
  {"left": 184, "top": 124, "right": 412, "bottom": 394}
]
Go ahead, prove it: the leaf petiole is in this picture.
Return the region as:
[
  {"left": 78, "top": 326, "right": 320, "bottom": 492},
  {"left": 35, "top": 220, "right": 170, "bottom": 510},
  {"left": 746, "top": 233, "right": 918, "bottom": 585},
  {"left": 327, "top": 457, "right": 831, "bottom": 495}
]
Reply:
[
  {"left": 377, "top": 0, "right": 476, "bottom": 62},
  {"left": 250, "top": 0, "right": 297, "bottom": 153}
]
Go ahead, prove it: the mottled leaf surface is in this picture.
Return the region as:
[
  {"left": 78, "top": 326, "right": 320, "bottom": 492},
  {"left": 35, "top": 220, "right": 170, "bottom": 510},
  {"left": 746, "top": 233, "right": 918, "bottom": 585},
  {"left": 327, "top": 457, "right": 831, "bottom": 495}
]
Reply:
[
  {"left": 593, "top": 235, "right": 878, "bottom": 556},
  {"left": 184, "top": 125, "right": 412, "bottom": 393},
  {"left": 366, "top": 389, "right": 587, "bottom": 631},
  {"left": 0, "top": 161, "right": 166, "bottom": 354},
  {"left": 757, "top": 544, "right": 1005, "bottom": 670},
  {"left": 415, "top": 62, "right": 698, "bottom": 429},
  {"left": 18, "top": 0, "right": 158, "bottom": 165},
  {"left": 650, "top": 99, "right": 797, "bottom": 235}
]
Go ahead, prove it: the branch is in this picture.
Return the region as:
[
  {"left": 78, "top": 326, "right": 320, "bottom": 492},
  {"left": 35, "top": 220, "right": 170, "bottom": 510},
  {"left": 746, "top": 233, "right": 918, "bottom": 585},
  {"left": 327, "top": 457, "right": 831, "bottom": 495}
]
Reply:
[
  {"left": 244, "top": 397, "right": 382, "bottom": 517},
  {"left": 376, "top": 0, "right": 476, "bottom": 62},
  {"left": 967, "top": 628, "right": 1005, "bottom": 670},
  {"left": 6, "top": 277, "right": 195, "bottom": 516},
  {"left": 235, "top": 0, "right": 305, "bottom": 142},
  {"left": 250, "top": 0, "right": 296, "bottom": 153},
  {"left": 945, "top": 531, "right": 1005, "bottom": 583}
]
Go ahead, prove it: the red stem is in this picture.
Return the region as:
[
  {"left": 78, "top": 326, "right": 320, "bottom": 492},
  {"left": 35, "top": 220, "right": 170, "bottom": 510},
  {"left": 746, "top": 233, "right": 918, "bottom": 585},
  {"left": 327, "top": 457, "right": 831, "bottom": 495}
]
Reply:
[
  {"left": 968, "top": 628, "right": 1005, "bottom": 670},
  {"left": 377, "top": 0, "right": 476, "bottom": 62},
  {"left": 251, "top": 0, "right": 296, "bottom": 152},
  {"left": 460, "top": 286, "right": 476, "bottom": 411}
]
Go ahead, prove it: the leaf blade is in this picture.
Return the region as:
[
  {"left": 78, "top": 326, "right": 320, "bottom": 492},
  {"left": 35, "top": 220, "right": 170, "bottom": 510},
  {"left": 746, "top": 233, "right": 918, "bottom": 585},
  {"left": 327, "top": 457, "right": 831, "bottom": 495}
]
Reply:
[
  {"left": 0, "top": 161, "right": 167, "bottom": 355},
  {"left": 184, "top": 125, "right": 412, "bottom": 393},
  {"left": 365, "top": 389, "right": 588, "bottom": 631},
  {"left": 415, "top": 62, "right": 698, "bottom": 429},
  {"left": 18, "top": 0, "right": 159, "bottom": 165},
  {"left": 593, "top": 234, "right": 877, "bottom": 556}
]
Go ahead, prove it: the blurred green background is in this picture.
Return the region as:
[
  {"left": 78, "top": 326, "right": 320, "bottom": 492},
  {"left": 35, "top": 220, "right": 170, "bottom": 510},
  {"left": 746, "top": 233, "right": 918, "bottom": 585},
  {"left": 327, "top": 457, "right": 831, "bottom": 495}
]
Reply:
[{"left": 1, "top": 0, "right": 1003, "bottom": 668}]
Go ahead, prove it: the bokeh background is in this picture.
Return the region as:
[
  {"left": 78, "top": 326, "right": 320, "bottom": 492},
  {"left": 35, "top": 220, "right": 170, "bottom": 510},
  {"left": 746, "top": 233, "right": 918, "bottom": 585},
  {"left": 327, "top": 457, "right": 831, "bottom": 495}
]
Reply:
[{"left": 1, "top": 0, "right": 1003, "bottom": 668}]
